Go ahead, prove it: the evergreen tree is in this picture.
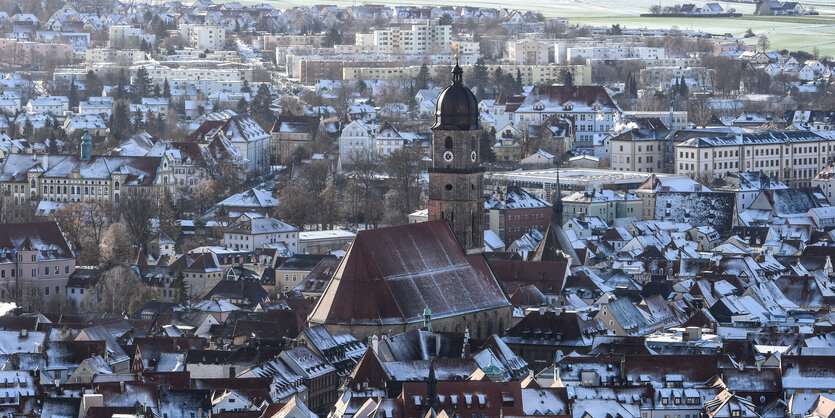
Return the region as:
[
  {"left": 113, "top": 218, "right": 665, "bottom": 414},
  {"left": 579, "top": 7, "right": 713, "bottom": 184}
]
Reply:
[
  {"left": 237, "top": 97, "right": 248, "bottom": 113},
  {"left": 68, "top": 82, "right": 78, "bottom": 109},
  {"left": 22, "top": 119, "right": 34, "bottom": 139},
  {"left": 415, "top": 64, "right": 430, "bottom": 90},
  {"left": 679, "top": 75, "right": 689, "bottom": 97},
  {"left": 492, "top": 68, "right": 504, "bottom": 89},
  {"left": 407, "top": 84, "right": 417, "bottom": 115},
  {"left": 86, "top": 70, "right": 102, "bottom": 98},
  {"left": 357, "top": 77, "right": 367, "bottom": 94},
  {"left": 323, "top": 26, "right": 341, "bottom": 47},
  {"left": 153, "top": 84, "right": 161, "bottom": 97},
  {"left": 249, "top": 83, "right": 273, "bottom": 126},
  {"left": 112, "top": 101, "right": 131, "bottom": 140},
  {"left": 241, "top": 80, "right": 251, "bottom": 93},
  {"left": 629, "top": 73, "right": 638, "bottom": 96},
  {"left": 560, "top": 70, "right": 574, "bottom": 88},
  {"left": 132, "top": 66, "right": 153, "bottom": 100},
  {"left": 516, "top": 69, "right": 523, "bottom": 91},
  {"left": 158, "top": 189, "right": 180, "bottom": 242},
  {"left": 172, "top": 271, "right": 190, "bottom": 305},
  {"left": 132, "top": 109, "right": 144, "bottom": 132},
  {"left": 162, "top": 78, "right": 171, "bottom": 98},
  {"left": 479, "top": 128, "right": 496, "bottom": 163},
  {"left": 48, "top": 138, "right": 58, "bottom": 154},
  {"left": 156, "top": 113, "right": 165, "bottom": 137},
  {"left": 472, "top": 57, "right": 489, "bottom": 94}
]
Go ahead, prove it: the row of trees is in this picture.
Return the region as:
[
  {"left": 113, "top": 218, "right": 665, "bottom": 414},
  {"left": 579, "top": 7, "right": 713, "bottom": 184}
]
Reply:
[
  {"left": 276, "top": 146, "right": 426, "bottom": 229},
  {"left": 53, "top": 190, "right": 180, "bottom": 267}
]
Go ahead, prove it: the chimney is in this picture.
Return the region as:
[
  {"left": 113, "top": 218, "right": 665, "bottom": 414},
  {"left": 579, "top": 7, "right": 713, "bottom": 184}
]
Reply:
[
  {"left": 82, "top": 394, "right": 104, "bottom": 415},
  {"left": 462, "top": 328, "right": 470, "bottom": 358},
  {"left": 371, "top": 335, "right": 379, "bottom": 354}
]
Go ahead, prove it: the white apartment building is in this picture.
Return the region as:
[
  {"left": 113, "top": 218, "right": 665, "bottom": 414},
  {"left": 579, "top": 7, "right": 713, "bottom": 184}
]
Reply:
[
  {"left": 179, "top": 24, "right": 226, "bottom": 51},
  {"left": 372, "top": 21, "right": 451, "bottom": 55},
  {"left": 506, "top": 40, "right": 551, "bottom": 65},
  {"left": 566, "top": 46, "right": 666, "bottom": 63},
  {"left": 676, "top": 131, "right": 835, "bottom": 187},
  {"left": 85, "top": 48, "right": 146, "bottom": 64},
  {"left": 131, "top": 62, "right": 248, "bottom": 96},
  {"left": 26, "top": 96, "right": 69, "bottom": 115},
  {"left": 339, "top": 119, "right": 378, "bottom": 165}
]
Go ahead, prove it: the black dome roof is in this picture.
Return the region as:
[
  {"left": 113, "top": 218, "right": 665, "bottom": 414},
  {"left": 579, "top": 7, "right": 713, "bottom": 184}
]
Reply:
[{"left": 433, "top": 64, "right": 479, "bottom": 131}]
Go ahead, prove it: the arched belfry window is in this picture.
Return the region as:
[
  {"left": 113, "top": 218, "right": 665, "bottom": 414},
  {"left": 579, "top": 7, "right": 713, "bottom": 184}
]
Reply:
[{"left": 445, "top": 137, "right": 453, "bottom": 150}]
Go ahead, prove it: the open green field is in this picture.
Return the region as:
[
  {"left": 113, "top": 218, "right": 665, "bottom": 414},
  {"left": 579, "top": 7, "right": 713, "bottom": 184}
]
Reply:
[{"left": 238, "top": 0, "right": 835, "bottom": 55}]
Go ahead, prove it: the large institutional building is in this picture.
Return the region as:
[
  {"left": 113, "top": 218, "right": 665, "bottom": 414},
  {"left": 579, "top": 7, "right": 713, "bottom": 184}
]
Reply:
[{"left": 675, "top": 131, "right": 835, "bottom": 187}]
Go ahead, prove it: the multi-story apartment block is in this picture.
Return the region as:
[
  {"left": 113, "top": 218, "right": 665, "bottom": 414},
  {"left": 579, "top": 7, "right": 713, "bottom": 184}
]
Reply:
[
  {"left": 566, "top": 46, "right": 666, "bottom": 62},
  {"left": 132, "top": 62, "right": 251, "bottom": 96},
  {"left": 676, "top": 131, "right": 835, "bottom": 187},
  {"left": 108, "top": 25, "right": 149, "bottom": 49},
  {"left": 640, "top": 66, "right": 716, "bottom": 90},
  {"left": 610, "top": 118, "right": 672, "bottom": 173},
  {"left": 0, "top": 39, "right": 73, "bottom": 67},
  {"left": 343, "top": 63, "right": 590, "bottom": 86},
  {"left": 84, "top": 48, "right": 146, "bottom": 64},
  {"left": 179, "top": 24, "right": 226, "bottom": 51},
  {"left": 372, "top": 21, "right": 451, "bottom": 55},
  {"left": 0, "top": 221, "right": 76, "bottom": 305},
  {"left": 506, "top": 40, "right": 551, "bottom": 65}
]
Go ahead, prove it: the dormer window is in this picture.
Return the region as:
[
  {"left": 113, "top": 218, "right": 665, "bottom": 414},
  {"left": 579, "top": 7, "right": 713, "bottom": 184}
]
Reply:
[
  {"left": 562, "top": 102, "right": 573, "bottom": 111},
  {"left": 533, "top": 101, "right": 545, "bottom": 111}
]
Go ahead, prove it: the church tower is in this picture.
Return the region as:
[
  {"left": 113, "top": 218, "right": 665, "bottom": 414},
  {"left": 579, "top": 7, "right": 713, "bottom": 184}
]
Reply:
[{"left": 428, "top": 61, "right": 484, "bottom": 253}]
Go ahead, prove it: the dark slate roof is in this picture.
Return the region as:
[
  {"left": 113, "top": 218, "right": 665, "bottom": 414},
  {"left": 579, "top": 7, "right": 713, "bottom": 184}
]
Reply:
[
  {"left": 204, "top": 280, "right": 268, "bottom": 307},
  {"left": 488, "top": 259, "right": 568, "bottom": 296},
  {"left": 277, "top": 254, "right": 333, "bottom": 271},
  {"left": 0, "top": 221, "right": 73, "bottom": 261},
  {"left": 270, "top": 115, "right": 320, "bottom": 134},
  {"left": 42, "top": 398, "right": 81, "bottom": 418},
  {"left": 654, "top": 192, "right": 735, "bottom": 238},
  {"left": 503, "top": 310, "right": 606, "bottom": 347},
  {"left": 309, "top": 221, "right": 510, "bottom": 326}
]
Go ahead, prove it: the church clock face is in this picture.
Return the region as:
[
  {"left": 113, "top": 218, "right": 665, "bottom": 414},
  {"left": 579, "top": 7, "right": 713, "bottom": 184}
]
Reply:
[
  {"left": 470, "top": 151, "right": 477, "bottom": 162},
  {"left": 443, "top": 151, "right": 454, "bottom": 163}
]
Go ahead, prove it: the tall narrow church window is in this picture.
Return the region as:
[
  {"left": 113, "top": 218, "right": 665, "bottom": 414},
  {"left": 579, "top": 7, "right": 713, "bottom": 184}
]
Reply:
[{"left": 445, "top": 137, "right": 453, "bottom": 150}]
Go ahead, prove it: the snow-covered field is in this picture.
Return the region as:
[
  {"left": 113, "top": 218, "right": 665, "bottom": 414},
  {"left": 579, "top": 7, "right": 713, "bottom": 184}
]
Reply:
[{"left": 238, "top": 0, "right": 835, "bottom": 55}]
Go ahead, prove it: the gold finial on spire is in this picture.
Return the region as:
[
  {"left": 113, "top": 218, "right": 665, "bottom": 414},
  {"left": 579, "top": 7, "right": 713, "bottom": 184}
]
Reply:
[{"left": 453, "top": 44, "right": 460, "bottom": 64}]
